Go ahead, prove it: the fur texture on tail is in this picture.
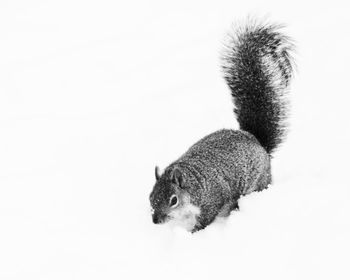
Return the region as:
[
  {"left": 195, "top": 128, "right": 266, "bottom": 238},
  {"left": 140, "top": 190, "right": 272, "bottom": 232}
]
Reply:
[{"left": 222, "top": 21, "right": 295, "bottom": 154}]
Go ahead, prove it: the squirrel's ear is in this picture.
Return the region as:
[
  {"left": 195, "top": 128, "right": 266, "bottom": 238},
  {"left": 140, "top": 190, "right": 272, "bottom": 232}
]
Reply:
[
  {"left": 171, "top": 168, "right": 184, "bottom": 188},
  {"left": 155, "top": 166, "right": 161, "bottom": 181}
]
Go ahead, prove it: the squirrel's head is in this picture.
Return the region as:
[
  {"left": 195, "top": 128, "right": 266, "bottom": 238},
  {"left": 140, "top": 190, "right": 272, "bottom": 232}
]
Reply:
[{"left": 149, "top": 166, "right": 200, "bottom": 230}]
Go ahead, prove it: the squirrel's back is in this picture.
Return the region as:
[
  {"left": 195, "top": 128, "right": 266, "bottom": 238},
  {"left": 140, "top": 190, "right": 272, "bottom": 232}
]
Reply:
[{"left": 176, "top": 129, "right": 270, "bottom": 195}]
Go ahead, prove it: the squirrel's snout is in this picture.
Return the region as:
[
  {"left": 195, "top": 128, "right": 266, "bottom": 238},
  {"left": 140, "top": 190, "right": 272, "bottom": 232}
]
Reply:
[
  {"left": 152, "top": 215, "right": 160, "bottom": 224},
  {"left": 152, "top": 213, "right": 166, "bottom": 224}
]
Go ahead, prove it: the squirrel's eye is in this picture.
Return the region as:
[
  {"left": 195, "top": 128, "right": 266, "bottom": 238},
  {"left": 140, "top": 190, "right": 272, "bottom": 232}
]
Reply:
[{"left": 169, "top": 195, "right": 178, "bottom": 208}]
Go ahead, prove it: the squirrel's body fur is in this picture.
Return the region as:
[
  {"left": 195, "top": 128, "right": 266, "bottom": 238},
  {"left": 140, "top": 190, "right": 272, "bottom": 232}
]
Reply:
[{"left": 149, "top": 20, "right": 294, "bottom": 232}]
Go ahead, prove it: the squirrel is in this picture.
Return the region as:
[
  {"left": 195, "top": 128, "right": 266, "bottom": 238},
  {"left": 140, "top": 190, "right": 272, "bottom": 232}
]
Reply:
[{"left": 149, "top": 20, "right": 295, "bottom": 233}]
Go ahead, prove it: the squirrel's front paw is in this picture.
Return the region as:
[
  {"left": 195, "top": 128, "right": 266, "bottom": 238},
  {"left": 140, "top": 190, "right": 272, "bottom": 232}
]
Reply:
[
  {"left": 191, "top": 225, "right": 203, "bottom": 233},
  {"left": 191, "top": 221, "right": 207, "bottom": 233}
]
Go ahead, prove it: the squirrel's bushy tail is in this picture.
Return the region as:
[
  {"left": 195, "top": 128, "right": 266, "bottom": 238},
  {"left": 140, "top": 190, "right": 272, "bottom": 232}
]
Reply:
[{"left": 222, "top": 20, "right": 295, "bottom": 154}]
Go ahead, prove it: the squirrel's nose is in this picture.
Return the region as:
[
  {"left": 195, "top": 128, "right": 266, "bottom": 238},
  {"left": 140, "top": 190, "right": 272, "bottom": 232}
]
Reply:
[
  {"left": 153, "top": 213, "right": 166, "bottom": 224},
  {"left": 152, "top": 214, "right": 160, "bottom": 224}
]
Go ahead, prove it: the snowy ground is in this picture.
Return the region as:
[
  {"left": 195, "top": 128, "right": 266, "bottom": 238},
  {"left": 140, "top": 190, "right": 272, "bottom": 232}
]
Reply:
[{"left": 0, "top": 1, "right": 349, "bottom": 279}]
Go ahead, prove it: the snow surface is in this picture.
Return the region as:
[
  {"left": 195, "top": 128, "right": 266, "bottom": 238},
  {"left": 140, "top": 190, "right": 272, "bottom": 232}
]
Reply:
[{"left": 0, "top": 1, "right": 349, "bottom": 279}]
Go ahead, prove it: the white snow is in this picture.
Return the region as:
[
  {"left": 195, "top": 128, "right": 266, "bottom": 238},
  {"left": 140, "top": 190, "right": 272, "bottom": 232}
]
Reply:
[{"left": 0, "top": 1, "right": 349, "bottom": 279}]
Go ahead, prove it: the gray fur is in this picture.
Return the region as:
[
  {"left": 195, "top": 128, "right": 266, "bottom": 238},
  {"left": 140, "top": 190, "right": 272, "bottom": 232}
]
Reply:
[{"left": 149, "top": 20, "right": 294, "bottom": 232}]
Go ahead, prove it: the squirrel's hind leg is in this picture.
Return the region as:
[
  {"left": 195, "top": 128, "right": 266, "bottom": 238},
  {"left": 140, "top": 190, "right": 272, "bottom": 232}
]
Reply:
[{"left": 255, "top": 167, "right": 272, "bottom": 192}]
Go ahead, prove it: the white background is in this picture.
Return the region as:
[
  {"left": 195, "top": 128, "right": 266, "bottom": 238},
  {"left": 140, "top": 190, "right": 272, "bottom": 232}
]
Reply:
[{"left": 0, "top": 0, "right": 349, "bottom": 279}]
